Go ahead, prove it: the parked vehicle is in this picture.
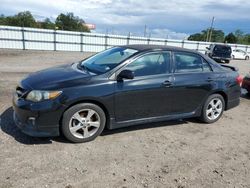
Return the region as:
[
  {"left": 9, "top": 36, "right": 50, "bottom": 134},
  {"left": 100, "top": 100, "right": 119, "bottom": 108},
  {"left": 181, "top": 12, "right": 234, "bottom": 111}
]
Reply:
[
  {"left": 242, "top": 74, "right": 250, "bottom": 94},
  {"left": 205, "top": 44, "right": 232, "bottom": 63},
  {"left": 13, "top": 45, "right": 241, "bottom": 143},
  {"left": 232, "top": 49, "right": 249, "bottom": 60}
]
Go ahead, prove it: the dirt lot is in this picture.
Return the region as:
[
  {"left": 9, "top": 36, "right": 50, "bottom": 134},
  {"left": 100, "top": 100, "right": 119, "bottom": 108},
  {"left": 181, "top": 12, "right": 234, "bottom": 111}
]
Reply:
[{"left": 0, "top": 49, "right": 250, "bottom": 188}]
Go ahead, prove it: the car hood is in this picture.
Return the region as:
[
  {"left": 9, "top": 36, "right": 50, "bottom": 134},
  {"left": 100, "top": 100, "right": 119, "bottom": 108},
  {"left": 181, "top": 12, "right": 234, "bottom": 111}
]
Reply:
[{"left": 20, "top": 63, "right": 92, "bottom": 90}]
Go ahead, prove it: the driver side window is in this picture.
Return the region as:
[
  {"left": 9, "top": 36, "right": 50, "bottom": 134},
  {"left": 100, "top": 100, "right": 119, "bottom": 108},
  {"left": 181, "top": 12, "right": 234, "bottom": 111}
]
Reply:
[{"left": 125, "top": 52, "right": 170, "bottom": 77}]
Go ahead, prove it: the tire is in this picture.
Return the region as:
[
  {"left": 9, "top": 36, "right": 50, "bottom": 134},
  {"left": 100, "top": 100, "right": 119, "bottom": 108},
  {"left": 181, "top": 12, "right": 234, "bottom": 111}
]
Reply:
[
  {"left": 232, "top": 55, "right": 235, "bottom": 59},
  {"left": 200, "top": 94, "right": 225, "bottom": 123},
  {"left": 225, "top": 60, "right": 230, "bottom": 64},
  {"left": 62, "top": 103, "right": 106, "bottom": 143},
  {"left": 245, "top": 56, "right": 249, "bottom": 60}
]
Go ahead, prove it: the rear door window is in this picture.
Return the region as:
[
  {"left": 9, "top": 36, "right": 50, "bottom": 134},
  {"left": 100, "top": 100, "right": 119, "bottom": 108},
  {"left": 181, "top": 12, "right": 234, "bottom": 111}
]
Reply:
[
  {"left": 174, "top": 52, "right": 203, "bottom": 73},
  {"left": 214, "top": 45, "right": 231, "bottom": 54},
  {"left": 174, "top": 52, "right": 212, "bottom": 73}
]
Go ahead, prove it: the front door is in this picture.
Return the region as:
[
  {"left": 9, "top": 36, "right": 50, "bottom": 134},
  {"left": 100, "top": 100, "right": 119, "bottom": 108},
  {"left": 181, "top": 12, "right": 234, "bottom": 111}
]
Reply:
[{"left": 114, "top": 51, "right": 173, "bottom": 122}]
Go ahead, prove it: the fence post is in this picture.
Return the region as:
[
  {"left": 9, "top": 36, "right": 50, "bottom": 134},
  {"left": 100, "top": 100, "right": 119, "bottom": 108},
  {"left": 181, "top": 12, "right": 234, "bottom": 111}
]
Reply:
[
  {"left": 80, "top": 33, "right": 83, "bottom": 52},
  {"left": 53, "top": 29, "right": 56, "bottom": 51},
  {"left": 21, "top": 27, "right": 25, "bottom": 50},
  {"left": 147, "top": 38, "right": 150, "bottom": 45},
  {"left": 127, "top": 32, "right": 130, "bottom": 45},
  {"left": 196, "top": 42, "right": 200, "bottom": 51},
  {"left": 105, "top": 34, "right": 108, "bottom": 49},
  {"left": 164, "top": 40, "right": 168, "bottom": 46}
]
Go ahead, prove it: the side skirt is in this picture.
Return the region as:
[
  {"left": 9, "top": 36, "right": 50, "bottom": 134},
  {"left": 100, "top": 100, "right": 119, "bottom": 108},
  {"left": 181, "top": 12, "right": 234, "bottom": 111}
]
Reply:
[{"left": 108, "top": 109, "right": 201, "bottom": 130}]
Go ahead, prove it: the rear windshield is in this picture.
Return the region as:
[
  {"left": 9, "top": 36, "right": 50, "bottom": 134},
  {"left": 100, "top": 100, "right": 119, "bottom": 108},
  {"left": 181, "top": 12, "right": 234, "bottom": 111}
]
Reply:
[{"left": 214, "top": 45, "right": 231, "bottom": 53}]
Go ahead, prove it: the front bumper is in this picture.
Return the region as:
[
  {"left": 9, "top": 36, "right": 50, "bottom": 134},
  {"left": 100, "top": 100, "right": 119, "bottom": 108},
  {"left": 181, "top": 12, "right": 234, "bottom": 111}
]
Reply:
[
  {"left": 13, "top": 111, "right": 59, "bottom": 137},
  {"left": 12, "top": 95, "right": 64, "bottom": 137}
]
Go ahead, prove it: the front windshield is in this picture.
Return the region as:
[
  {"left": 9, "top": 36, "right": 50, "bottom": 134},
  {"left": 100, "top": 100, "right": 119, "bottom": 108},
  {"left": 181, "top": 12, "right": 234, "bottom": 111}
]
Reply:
[{"left": 80, "top": 47, "right": 138, "bottom": 74}]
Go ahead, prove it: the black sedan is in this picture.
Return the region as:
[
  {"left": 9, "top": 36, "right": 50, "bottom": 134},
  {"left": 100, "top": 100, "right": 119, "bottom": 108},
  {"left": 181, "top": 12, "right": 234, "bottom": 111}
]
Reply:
[{"left": 13, "top": 45, "right": 241, "bottom": 143}]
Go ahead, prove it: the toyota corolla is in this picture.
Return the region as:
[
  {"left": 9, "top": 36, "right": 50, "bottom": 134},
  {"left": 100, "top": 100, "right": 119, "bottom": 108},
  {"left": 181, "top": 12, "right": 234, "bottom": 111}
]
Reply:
[{"left": 13, "top": 45, "right": 241, "bottom": 143}]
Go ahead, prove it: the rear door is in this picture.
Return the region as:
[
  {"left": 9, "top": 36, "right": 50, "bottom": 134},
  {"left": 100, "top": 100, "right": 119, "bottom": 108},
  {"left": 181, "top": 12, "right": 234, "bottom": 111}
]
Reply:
[{"left": 171, "top": 52, "right": 214, "bottom": 114}]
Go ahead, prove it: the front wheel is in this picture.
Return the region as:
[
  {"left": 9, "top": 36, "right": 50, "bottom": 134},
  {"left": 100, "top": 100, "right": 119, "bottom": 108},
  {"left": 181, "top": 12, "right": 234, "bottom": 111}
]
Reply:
[
  {"left": 200, "top": 94, "right": 225, "bottom": 123},
  {"left": 62, "top": 103, "right": 106, "bottom": 143}
]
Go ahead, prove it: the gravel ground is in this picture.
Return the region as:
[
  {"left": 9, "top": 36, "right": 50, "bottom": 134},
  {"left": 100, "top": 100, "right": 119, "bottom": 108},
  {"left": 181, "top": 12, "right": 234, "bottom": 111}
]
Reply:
[{"left": 0, "top": 49, "right": 250, "bottom": 188}]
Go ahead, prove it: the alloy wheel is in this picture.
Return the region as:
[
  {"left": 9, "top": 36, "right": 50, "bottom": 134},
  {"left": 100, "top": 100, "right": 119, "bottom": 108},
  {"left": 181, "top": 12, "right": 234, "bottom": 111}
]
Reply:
[
  {"left": 206, "top": 98, "right": 223, "bottom": 121},
  {"left": 69, "top": 109, "right": 101, "bottom": 139}
]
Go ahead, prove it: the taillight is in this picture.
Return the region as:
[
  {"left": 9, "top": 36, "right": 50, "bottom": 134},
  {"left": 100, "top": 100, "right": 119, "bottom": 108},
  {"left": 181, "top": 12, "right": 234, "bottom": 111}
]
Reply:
[{"left": 236, "top": 75, "right": 243, "bottom": 85}]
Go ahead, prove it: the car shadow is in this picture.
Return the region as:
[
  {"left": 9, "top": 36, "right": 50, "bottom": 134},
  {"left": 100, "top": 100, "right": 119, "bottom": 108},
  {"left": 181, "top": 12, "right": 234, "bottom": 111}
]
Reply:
[{"left": 0, "top": 107, "right": 196, "bottom": 145}]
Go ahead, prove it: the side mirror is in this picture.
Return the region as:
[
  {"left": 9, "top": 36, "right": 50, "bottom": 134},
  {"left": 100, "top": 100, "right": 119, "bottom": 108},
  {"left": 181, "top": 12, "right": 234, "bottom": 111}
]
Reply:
[{"left": 117, "top": 69, "right": 134, "bottom": 81}]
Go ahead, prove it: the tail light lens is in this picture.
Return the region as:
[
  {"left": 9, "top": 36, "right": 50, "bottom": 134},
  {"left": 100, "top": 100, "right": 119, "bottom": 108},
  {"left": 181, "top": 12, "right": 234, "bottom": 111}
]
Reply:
[{"left": 236, "top": 75, "right": 243, "bottom": 85}]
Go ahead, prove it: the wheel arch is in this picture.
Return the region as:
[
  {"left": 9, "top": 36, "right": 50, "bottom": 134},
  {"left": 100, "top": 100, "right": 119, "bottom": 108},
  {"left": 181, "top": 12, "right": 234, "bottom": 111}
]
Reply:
[{"left": 211, "top": 90, "right": 228, "bottom": 110}]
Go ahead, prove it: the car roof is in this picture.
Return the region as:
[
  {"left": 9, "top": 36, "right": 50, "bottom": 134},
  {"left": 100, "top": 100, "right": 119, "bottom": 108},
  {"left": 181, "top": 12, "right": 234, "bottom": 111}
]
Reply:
[
  {"left": 213, "top": 44, "right": 231, "bottom": 47},
  {"left": 119, "top": 44, "right": 198, "bottom": 54}
]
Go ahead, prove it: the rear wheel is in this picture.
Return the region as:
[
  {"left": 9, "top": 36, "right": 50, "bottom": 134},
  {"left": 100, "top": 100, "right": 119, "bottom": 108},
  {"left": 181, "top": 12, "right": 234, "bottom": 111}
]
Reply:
[
  {"left": 225, "top": 60, "right": 230, "bottom": 64},
  {"left": 200, "top": 94, "right": 225, "bottom": 123},
  {"left": 62, "top": 103, "right": 106, "bottom": 143},
  {"left": 245, "top": 56, "right": 249, "bottom": 60}
]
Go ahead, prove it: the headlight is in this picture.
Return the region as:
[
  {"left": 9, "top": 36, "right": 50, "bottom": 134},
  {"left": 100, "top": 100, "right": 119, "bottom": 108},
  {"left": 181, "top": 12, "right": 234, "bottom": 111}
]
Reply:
[{"left": 26, "top": 90, "right": 62, "bottom": 102}]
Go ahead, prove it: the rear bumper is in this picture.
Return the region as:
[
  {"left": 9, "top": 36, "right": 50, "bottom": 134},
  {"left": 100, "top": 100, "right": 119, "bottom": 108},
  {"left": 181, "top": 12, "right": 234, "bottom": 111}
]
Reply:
[
  {"left": 226, "top": 98, "right": 240, "bottom": 110},
  {"left": 212, "top": 56, "right": 231, "bottom": 62}
]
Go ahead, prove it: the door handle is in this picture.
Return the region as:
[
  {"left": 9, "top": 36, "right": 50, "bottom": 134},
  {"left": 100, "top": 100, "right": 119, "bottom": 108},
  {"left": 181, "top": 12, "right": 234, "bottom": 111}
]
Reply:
[
  {"left": 206, "top": 77, "right": 214, "bottom": 82},
  {"left": 162, "top": 80, "right": 173, "bottom": 87}
]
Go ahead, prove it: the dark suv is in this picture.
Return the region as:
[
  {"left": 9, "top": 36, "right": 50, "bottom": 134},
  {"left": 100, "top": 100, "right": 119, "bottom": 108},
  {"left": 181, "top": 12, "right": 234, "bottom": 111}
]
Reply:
[{"left": 206, "top": 44, "right": 232, "bottom": 63}]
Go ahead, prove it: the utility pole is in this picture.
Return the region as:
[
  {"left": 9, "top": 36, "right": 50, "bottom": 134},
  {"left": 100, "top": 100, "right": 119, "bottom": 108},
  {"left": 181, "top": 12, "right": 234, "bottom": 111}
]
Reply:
[
  {"left": 144, "top": 25, "right": 147, "bottom": 37},
  {"left": 206, "top": 17, "right": 215, "bottom": 42},
  {"left": 208, "top": 17, "right": 215, "bottom": 42}
]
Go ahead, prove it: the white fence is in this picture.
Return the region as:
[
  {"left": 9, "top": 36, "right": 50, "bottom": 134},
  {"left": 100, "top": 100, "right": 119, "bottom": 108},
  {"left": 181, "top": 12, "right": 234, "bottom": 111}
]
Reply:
[{"left": 0, "top": 25, "right": 249, "bottom": 53}]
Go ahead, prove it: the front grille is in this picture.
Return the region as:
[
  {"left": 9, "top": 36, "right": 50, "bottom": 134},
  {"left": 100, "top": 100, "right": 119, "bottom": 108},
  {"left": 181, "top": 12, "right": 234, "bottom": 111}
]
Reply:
[{"left": 16, "top": 86, "right": 28, "bottom": 98}]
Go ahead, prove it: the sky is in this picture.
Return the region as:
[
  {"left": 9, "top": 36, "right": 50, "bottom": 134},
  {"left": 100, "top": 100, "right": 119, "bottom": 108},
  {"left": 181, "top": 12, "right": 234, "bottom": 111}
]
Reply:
[{"left": 0, "top": 0, "right": 250, "bottom": 39}]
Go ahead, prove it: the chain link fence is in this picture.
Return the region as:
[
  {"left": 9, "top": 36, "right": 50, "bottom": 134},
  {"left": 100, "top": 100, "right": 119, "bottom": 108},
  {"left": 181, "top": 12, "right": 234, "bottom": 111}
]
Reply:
[{"left": 0, "top": 25, "right": 249, "bottom": 53}]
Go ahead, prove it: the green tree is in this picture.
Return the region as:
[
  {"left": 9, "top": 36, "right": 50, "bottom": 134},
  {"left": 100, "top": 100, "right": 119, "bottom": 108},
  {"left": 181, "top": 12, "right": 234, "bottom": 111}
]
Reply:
[
  {"left": 55, "top": 13, "right": 90, "bottom": 32},
  {"left": 40, "top": 18, "right": 55, "bottom": 29},
  {"left": 0, "top": 14, "right": 6, "bottom": 25},
  {"left": 209, "top": 29, "right": 225, "bottom": 42},
  {"left": 188, "top": 33, "right": 205, "bottom": 41},
  {"left": 224, "top": 33, "right": 237, "bottom": 43},
  {"left": 244, "top": 34, "right": 250, "bottom": 45},
  {"left": 234, "top": 29, "right": 244, "bottom": 44},
  {"left": 188, "top": 29, "right": 224, "bottom": 42},
  {"left": 5, "top": 11, "right": 37, "bottom": 27}
]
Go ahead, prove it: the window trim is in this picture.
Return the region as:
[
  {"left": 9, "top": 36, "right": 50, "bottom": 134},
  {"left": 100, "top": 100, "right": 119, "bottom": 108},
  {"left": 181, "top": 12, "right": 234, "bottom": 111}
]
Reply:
[{"left": 115, "top": 51, "right": 172, "bottom": 79}]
